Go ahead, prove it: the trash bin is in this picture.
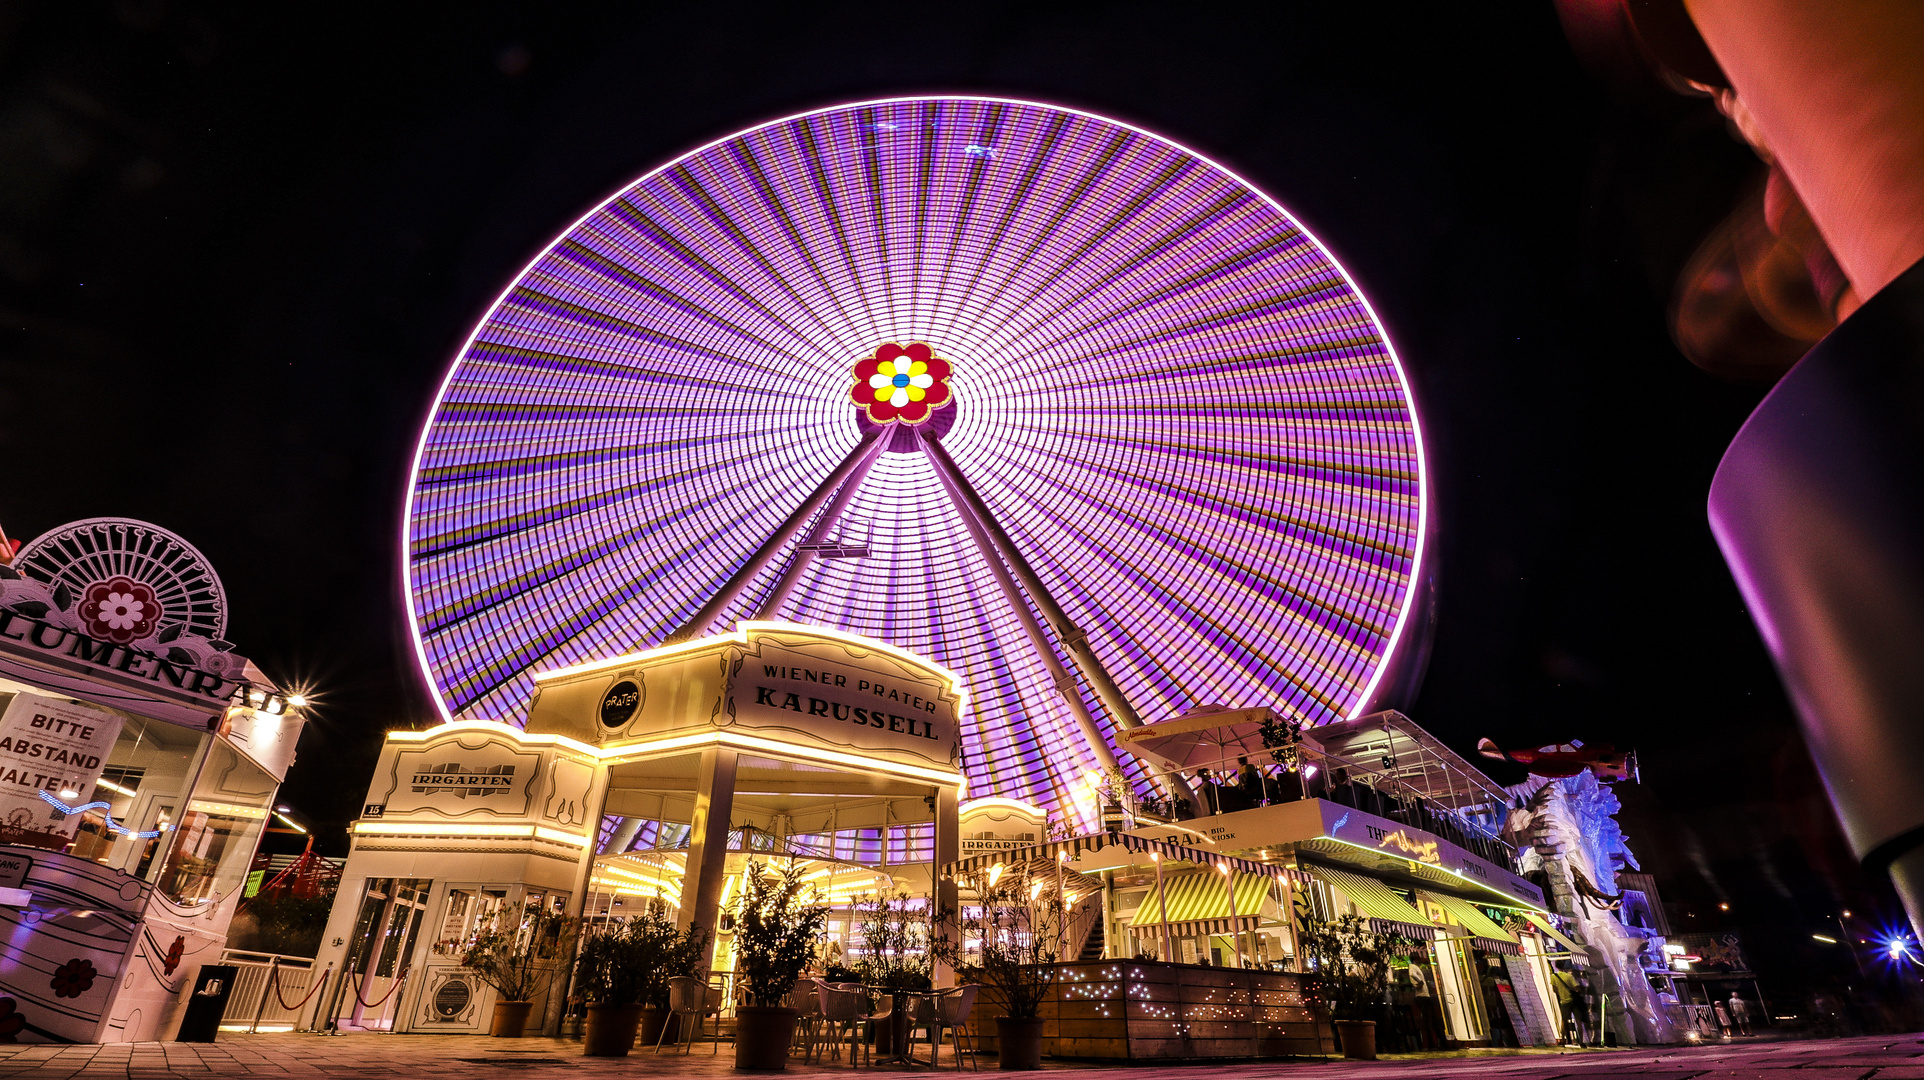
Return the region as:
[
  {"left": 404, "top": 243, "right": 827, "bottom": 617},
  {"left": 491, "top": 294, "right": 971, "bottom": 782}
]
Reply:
[{"left": 175, "top": 964, "right": 239, "bottom": 1042}]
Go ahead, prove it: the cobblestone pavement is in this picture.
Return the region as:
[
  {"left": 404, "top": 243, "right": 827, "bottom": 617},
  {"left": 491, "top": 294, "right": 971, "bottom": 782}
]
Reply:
[{"left": 2, "top": 1033, "right": 1924, "bottom": 1080}]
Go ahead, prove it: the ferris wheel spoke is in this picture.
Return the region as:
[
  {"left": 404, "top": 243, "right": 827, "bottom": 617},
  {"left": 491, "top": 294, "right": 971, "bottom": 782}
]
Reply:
[{"left": 663, "top": 428, "right": 890, "bottom": 644}]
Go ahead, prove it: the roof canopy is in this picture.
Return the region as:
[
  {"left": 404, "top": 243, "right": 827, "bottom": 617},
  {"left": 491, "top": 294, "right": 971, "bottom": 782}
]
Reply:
[
  {"left": 1117, "top": 706, "right": 1509, "bottom": 814},
  {"left": 1303, "top": 711, "right": 1508, "bottom": 812}
]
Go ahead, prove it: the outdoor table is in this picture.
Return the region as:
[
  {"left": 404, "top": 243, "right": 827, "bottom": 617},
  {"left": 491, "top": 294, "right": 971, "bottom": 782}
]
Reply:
[{"left": 864, "top": 986, "right": 938, "bottom": 1066}]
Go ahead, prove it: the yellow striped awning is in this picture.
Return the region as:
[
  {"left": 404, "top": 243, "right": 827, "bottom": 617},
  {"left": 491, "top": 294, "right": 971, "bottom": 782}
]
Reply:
[
  {"left": 1522, "top": 911, "right": 1586, "bottom": 955},
  {"left": 1130, "top": 870, "right": 1278, "bottom": 935},
  {"left": 1305, "top": 865, "right": 1436, "bottom": 940},
  {"left": 1419, "top": 891, "right": 1519, "bottom": 953}
]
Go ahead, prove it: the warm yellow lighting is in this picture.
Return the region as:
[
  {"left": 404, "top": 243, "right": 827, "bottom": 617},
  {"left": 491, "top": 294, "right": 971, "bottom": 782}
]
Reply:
[
  {"left": 188, "top": 801, "right": 269, "bottom": 820},
  {"left": 533, "top": 621, "right": 972, "bottom": 720},
  {"left": 351, "top": 821, "right": 586, "bottom": 847},
  {"left": 985, "top": 864, "right": 1005, "bottom": 888},
  {"left": 95, "top": 778, "right": 136, "bottom": 797},
  {"left": 287, "top": 695, "right": 307, "bottom": 708},
  {"left": 392, "top": 712, "right": 961, "bottom": 788},
  {"left": 272, "top": 811, "right": 307, "bottom": 834},
  {"left": 959, "top": 796, "right": 1047, "bottom": 819}
]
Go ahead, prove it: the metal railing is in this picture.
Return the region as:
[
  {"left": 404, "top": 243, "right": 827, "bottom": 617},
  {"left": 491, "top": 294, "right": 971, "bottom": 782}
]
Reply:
[
  {"left": 216, "top": 950, "right": 327, "bottom": 1031},
  {"left": 1141, "top": 741, "right": 1519, "bottom": 871}
]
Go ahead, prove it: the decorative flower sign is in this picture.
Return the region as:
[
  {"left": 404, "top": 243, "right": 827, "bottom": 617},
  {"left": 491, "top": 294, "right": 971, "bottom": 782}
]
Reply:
[
  {"left": 79, "top": 576, "right": 160, "bottom": 644},
  {"left": 850, "top": 342, "right": 953, "bottom": 425},
  {"left": 49, "top": 958, "right": 96, "bottom": 999}
]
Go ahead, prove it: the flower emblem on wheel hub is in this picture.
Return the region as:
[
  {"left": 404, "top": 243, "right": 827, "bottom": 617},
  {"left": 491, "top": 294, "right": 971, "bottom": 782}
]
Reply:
[
  {"left": 851, "top": 342, "right": 953, "bottom": 425},
  {"left": 79, "top": 576, "right": 160, "bottom": 644}
]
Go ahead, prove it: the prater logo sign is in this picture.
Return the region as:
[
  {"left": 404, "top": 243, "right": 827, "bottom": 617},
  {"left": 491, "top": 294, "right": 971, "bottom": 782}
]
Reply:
[
  {"left": 410, "top": 762, "right": 516, "bottom": 798},
  {"left": 599, "top": 680, "right": 640, "bottom": 728}
]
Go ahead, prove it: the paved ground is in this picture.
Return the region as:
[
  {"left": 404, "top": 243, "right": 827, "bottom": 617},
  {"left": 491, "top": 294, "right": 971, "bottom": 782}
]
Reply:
[{"left": 2, "top": 1032, "right": 1923, "bottom": 1079}]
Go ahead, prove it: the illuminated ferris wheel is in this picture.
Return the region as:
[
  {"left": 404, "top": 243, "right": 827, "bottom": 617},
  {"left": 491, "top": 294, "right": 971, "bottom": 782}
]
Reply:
[{"left": 403, "top": 97, "right": 1428, "bottom": 821}]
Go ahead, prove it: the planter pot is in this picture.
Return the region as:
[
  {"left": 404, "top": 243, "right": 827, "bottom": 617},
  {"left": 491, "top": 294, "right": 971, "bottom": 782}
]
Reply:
[
  {"left": 1333, "top": 1019, "right": 1377, "bottom": 1060},
  {"left": 733, "top": 1006, "right": 798, "bottom": 1071},
  {"left": 490, "top": 1000, "right": 534, "bottom": 1037},
  {"left": 996, "top": 1016, "right": 1045, "bottom": 1071},
  {"left": 638, "top": 1004, "right": 672, "bottom": 1047},
  {"left": 583, "top": 1003, "right": 647, "bottom": 1056}
]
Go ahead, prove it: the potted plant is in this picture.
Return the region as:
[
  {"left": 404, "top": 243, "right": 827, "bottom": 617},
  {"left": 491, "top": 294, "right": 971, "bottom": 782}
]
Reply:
[
  {"left": 1297, "top": 913, "right": 1414, "bottom": 1060},
  {"left": 730, "top": 860, "right": 829, "bottom": 1071},
  {"left": 853, "top": 892, "right": 935, "bottom": 1054},
  {"left": 937, "top": 868, "right": 1064, "bottom": 1071},
  {"left": 1094, "top": 766, "right": 1134, "bottom": 832},
  {"left": 460, "top": 900, "right": 577, "bottom": 1037},
  {"left": 573, "top": 906, "right": 708, "bottom": 1056}
]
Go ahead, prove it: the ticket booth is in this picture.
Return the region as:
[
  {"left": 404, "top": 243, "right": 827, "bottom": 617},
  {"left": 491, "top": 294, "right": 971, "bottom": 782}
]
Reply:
[{"left": 0, "top": 518, "right": 305, "bottom": 1043}]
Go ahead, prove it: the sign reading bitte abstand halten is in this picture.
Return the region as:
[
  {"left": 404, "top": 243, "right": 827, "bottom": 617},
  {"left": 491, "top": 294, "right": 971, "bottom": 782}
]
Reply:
[{"left": 0, "top": 690, "right": 124, "bottom": 847}]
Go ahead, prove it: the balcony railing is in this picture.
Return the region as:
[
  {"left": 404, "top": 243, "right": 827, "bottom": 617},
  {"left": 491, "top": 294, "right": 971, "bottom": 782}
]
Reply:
[{"left": 1135, "top": 741, "right": 1519, "bottom": 871}]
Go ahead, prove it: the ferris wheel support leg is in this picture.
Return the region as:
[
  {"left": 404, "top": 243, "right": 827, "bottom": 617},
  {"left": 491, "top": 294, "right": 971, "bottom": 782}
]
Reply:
[
  {"left": 920, "top": 433, "right": 1197, "bottom": 812},
  {"left": 752, "top": 430, "right": 894, "bottom": 620},
  {"left": 665, "top": 429, "right": 890, "bottom": 644}
]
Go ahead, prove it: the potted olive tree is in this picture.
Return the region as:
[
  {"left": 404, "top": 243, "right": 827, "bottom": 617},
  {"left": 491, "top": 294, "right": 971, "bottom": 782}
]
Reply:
[
  {"left": 938, "top": 868, "right": 1063, "bottom": 1071},
  {"left": 573, "top": 907, "right": 708, "bottom": 1056},
  {"left": 1298, "top": 913, "right": 1414, "bottom": 1060},
  {"left": 460, "top": 901, "right": 577, "bottom": 1037},
  {"left": 853, "top": 892, "right": 935, "bottom": 1054},
  {"left": 731, "top": 860, "right": 829, "bottom": 1071}
]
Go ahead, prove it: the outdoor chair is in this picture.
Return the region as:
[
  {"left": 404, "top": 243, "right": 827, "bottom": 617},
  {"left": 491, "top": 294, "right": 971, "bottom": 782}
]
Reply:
[
  {"left": 814, "top": 980, "right": 889, "bottom": 1066},
  {"left": 657, "top": 975, "right": 723, "bottom": 1055},
  {"left": 923, "top": 984, "right": 981, "bottom": 1070},
  {"left": 787, "top": 984, "right": 823, "bottom": 1059}
]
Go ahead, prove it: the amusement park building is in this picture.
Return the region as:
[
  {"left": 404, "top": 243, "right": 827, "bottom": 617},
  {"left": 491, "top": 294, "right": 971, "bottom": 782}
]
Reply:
[
  {"left": 0, "top": 519, "right": 305, "bottom": 1043},
  {"left": 308, "top": 96, "right": 1672, "bottom": 1054}
]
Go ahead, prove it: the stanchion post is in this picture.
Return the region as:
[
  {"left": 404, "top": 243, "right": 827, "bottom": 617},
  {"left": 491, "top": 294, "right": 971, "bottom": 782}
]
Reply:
[
  {"left": 249, "top": 957, "right": 280, "bottom": 1033},
  {"left": 302, "top": 965, "right": 333, "bottom": 1033},
  {"left": 378, "top": 968, "right": 408, "bottom": 1034},
  {"left": 318, "top": 965, "right": 352, "bottom": 1035}
]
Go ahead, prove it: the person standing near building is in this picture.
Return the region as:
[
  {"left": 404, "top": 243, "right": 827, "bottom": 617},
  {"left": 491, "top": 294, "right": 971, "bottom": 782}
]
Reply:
[
  {"left": 1552, "top": 969, "right": 1583, "bottom": 1044},
  {"left": 1727, "top": 991, "right": 1752, "bottom": 1035}
]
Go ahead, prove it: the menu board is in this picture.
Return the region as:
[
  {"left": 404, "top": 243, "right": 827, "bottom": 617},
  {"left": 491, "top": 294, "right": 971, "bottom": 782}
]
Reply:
[{"left": 0, "top": 691, "right": 125, "bottom": 848}]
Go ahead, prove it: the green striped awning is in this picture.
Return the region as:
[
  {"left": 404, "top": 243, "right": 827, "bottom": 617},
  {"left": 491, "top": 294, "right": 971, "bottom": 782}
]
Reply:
[
  {"left": 1522, "top": 911, "right": 1586, "bottom": 955},
  {"left": 1130, "top": 871, "right": 1278, "bottom": 934},
  {"left": 1419, "top": 891, "right": 1519, "bottom": 954},
  {"left": 1305, "top": 865, "right": 1436, "bottom": 940}
]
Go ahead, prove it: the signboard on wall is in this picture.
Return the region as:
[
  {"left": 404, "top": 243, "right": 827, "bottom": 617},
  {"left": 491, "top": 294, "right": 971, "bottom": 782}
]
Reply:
[
  {"left": 367, "top": 732, "right": 544, "bottom": 820},
  {"left": 0, "top": 690, "right": 124, "bottom": 849},
  {"left": 729, "top": 631, "right": 961, "bottom": 772}
]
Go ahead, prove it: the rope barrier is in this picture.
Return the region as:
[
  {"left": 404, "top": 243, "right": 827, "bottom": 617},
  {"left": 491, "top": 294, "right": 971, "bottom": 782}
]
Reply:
[
  {"left": 270, "top": 964, "right": 332, "bottom": 1012},
  {"left": 351, "top": 967, "right": 409, "bottom": 1009}
]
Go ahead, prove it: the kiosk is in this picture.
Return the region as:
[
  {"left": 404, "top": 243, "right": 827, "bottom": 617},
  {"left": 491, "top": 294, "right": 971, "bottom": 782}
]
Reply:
[{"left": 0, "top": 518, "right": 304, "bottom": 1043}]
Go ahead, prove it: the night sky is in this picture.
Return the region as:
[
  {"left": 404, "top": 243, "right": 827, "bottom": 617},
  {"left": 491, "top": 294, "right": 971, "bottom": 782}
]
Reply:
[{"left": 0, "top": 3, "right": 1889, "bottom": 1004}]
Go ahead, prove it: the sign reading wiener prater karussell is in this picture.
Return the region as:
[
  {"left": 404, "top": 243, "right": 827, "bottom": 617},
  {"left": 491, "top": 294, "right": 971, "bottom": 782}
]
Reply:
[{"left": 719, "top": 626, "right": 963, "bottom": 774}]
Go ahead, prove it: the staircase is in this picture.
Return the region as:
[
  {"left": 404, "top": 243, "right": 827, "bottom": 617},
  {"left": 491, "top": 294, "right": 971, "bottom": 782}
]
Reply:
[{"left": 1078, "top": 917, "right": 1106, "bottom": 961}]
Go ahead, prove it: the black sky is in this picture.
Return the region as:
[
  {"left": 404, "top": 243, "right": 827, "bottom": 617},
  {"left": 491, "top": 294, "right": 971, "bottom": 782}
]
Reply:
[{"left": 0, "top": 1, "right": 1893, "bottom": 1004}]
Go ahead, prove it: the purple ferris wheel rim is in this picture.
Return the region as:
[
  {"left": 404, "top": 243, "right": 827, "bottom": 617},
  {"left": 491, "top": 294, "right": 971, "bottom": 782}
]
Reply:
[{"left": 403, "top": 95, "right": 1429, "bottom": 819}]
